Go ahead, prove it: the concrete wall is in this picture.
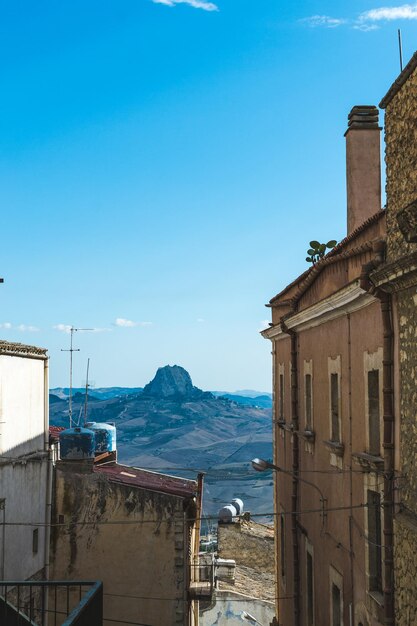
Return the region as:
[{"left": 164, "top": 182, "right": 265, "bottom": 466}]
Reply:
[
  {"left": 0, "top": 461, "right": 48, "bottom": 579},
  {"left": 200, "top": 591, "right": 274, "bottom": 626},
  {"left": 51, "top": 462, "right": 196, "bottom": 626},
  {"left": 383, "top": 62, "right": 417, "bottom": 626},
  {"left": 0, "top": 350, "right": 49, "bottom": 582}
]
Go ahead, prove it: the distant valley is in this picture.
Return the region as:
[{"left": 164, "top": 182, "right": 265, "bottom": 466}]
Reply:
[{"left": 50, "top": 366, "right": 273, "bottom": 520}]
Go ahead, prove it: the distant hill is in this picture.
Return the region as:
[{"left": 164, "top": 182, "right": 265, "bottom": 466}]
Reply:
[
  {"left": 217, "top": 394, "right": 272, "bottom": 409},
  {"left": 50, "top": 387, "right": 143, "bottom": 400},
  {"left": 50, "top": 365, "right": 272, "bottom": 519}
]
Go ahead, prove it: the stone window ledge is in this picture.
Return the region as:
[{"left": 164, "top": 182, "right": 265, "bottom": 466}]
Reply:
[
  {"left": 352, "top": 452, "right": 384, "bottom": 472},
  {"left": 324, "top": 440, "right": 345, "bottom": 457},
  {"left": 366, "top": 590, "right": 384, "bottom": 622},
  {"left": 298, "top": 429, "right": 316, "bottom": 443}
]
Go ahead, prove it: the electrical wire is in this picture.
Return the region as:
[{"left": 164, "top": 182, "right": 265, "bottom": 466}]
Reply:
[{"left": 0, "top": 502, "right": 382, "bottom": 530}]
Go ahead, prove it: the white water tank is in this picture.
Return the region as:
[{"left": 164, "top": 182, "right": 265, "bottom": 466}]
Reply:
[
  {"left": 231, "top": 498, "right": 244, "bottom": 515},
  {"left": 218, "top": 504, "right": 238, "bottom": 523}
]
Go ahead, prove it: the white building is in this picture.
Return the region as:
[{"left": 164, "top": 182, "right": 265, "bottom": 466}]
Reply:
[{"left": 0, "top": 340, "right": 50, "bottom": 581}]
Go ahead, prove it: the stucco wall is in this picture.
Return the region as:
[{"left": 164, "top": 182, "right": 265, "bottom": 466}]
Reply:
[
  {"left": 0, "top": 354, "right": 46, "bottom": 456},
  {"left": 51, "top": 462, "right": 195, "bottom": 626},
  {"left": 273, "top": 301, "right": 385, "bottom": 626},
  {"left": 383, "top": 64, "right": 417, "bottom": 626},
  {"left": 0, "top": 461, "right": 48, "bottom": 580},
  {"left": 200, "top": 591, "right": 274, "bottom": 626},
  {"left": 0, "top": 352, "right": 48, "bottom": 582}
]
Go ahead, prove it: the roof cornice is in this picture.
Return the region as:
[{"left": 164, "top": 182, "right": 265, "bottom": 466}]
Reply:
[{"left": 261, "top": 281, "right": 375, "bottom": 341}]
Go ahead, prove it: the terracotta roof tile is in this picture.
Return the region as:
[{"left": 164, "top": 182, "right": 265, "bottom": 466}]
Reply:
[
  {"left": 95, "top": 463, "right": 198, "bottom": 499},
  {"left": 268, "top": 210, "right": 385, "bottom": 306}
]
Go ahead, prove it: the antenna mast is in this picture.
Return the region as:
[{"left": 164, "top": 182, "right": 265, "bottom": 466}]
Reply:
[
  {"left": 84, "top": 358, "right": 90, "bottom": 427},
  {"left": 398, "top": 29, "right": 403, "bottom": 72},
  {"left": 61, "top": 327, "right": 94, "bottom": 429}
]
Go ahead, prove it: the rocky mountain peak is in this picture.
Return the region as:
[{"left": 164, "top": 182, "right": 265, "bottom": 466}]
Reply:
[{"left": 143, "top": 365, "right": 204, "bottom": 399}]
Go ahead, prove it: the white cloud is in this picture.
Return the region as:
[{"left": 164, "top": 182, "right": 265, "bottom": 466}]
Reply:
[
  {"left": 54, "top": 324, "right": 72, "bottom": 333},
  {"left": 114, "top": 318, "right": 153, "bottom": 328},
  {"left": 0, "top": 322, "right": 39, "bottom": 332},
  {"left": 301, "top": 14, "right": 347, "bottom": 28},
  {"left": 360, "top": 3, "right": 417, "bottom": 21},
  {"left": 152, "top": 0, "right": 218, "bottom": 10},
  {"left": 16, "top": 324, "right": 40, "bottom": 332},
  {"left": 302, "top": 3, "right": 417, "bottom": 30}
]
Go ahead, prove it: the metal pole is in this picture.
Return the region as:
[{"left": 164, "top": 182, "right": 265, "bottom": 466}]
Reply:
[{"left": 398, "top": 29, "right": 403, "bottom": 72}]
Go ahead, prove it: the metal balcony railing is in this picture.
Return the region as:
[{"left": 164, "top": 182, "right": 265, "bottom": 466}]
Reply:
[{"left": 0, "top": 580, "right": 103, "bottom": 626}]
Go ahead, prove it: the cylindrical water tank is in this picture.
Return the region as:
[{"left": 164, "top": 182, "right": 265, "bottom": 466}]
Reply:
[
  {"left": 218, "top": 505, "right": 238, "bottom": 523},
  {"left": 231, "top": 498, "right": 244, "bottom": 516},
  {"left": 85, "top": 422, "right": 117, "bottom": 454},
  {"left": 59, "top": 427, "right": 95, "bottom": 460}
]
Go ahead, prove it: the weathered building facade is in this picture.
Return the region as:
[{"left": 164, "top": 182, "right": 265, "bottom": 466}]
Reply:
[
  {"left": 263, "top": 53, "right": 417, "bottom": 626},
  {"left": 0, "top": 341, "right": 51, "bottom": 583},
  {"left": 375, "top": 52, "right": 417, "bottom": 626},
  {"left": 262, "top": 107, "right": 392, "bottom": 626},
  {"left": 50, "top": 457, "right": 204, "bottom": 626}
]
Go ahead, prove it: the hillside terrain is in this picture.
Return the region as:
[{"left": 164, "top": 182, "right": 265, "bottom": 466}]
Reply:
[{"left": 50, "top": 365, "right": 273, "bottom": 518}]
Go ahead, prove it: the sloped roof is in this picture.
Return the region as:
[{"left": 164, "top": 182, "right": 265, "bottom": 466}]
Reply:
[
  {"left": 0, "top": 340, "right": 47, "bottom": 358},
  {"left": 95, "top": 463, "right": 198, "bottom": 499},
  {"left": 268, "top": 210, "right": 385, "bottom": 307},
  {"left": 380, "top": 51, "right": 417, "bottom": 109}
]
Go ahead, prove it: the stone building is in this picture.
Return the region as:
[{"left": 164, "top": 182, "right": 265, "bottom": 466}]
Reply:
[
  {"left": 262, "top": 105, "right": 391, "bottom": 626},
  {"left": 262, "top": 52, "right": 417, "bottom": 626},
  {"left": 50, "top": 454, "right": 205, "bottom": 626},
  {"left": 374, "top": 52, "right": 417, "bottom": 626}
]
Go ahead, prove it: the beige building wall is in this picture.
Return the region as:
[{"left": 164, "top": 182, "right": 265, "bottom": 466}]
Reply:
[
  {"left": 51, "top": 461, "right": 198, "bottom": 626},
  {"left": 0, "top": 343, "right": 50, "bottom": 583}
]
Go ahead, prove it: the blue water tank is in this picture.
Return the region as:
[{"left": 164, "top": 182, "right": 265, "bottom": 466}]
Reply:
[
  {"left": 85, "top": 422, "right": 117, "bottom": 454},
  {"left": 59, "top": 427, "right": 95, "bottom": 460}
]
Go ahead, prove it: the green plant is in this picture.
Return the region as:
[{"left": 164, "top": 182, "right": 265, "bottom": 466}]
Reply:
[{"left": 306, "top": 240, "right": 337, "bottom": 265}]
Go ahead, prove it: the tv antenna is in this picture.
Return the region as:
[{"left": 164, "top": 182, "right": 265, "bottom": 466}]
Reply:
[
  {"left": 84, "top": 358, "right": 90, "bottom": 427},
  {"left": 398, "top": 29, "right": 403, "bottom": 72},
  {"left": 61, "top": 326, "right": 94, "bottom": 428}
]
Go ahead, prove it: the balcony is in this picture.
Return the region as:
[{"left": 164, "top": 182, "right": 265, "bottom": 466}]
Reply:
[{"left": 0, "top": 580, "right": 103, "bottom": 626}]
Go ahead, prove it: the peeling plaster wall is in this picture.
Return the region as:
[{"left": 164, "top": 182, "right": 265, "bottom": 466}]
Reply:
[{"left": 51, "top": 463, "right": 194, "bottom": 626}]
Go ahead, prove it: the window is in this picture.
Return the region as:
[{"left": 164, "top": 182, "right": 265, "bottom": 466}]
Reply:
[
  {"left": 32, "top": 528, "right": 39, "bottom": 554},
  {"left": 332, "top": 583, "right": 341, "bottom": 626},
  {"left": 279, "top": 373, "right": 284, "bottom": 420},
  {"left": 280, "top": 513, "right": 286, "bottom": 580},
  {"left": 305, "top": 373, "right": 313, "bottom": 430},
  {"left": 306, "top": 545, "right": 314, "bottom": 625},
  {"left": 367, "top": 490, "right": 382, "bottom": 593},
  {"left": 330, "top": 373, "right": 340, "bottom": 442},
  {"left": 368, "top": 370, "right": 381, "bottom": 456}
]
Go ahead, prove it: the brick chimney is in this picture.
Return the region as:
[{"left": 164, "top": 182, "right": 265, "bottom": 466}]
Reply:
[{"left": 345, "top": 105, "right": 381, "bottom": 235}]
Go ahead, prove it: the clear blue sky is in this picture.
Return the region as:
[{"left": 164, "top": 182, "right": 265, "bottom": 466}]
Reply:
[{"left": 0, "top": 0, "right": 415, "bottom": 391}]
